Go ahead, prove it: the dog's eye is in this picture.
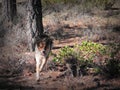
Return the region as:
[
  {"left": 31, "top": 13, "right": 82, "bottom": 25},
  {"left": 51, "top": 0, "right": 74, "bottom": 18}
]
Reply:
[
  {"left": 39, "top": 43, "right": 43, "bottom": 48},
  {"left": 39, "top": 42, "right": 45, "bottom": 48}
]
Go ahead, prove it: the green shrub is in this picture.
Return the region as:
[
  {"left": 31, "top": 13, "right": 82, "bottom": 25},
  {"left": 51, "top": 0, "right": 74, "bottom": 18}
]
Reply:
[
  {"left": 53, "top": 46, "right": 75, "bottom": 63},
  {"left": 53, "top": 41, "right": 109, "bottom": 68},
  {"left": 52, "top": 41, "right": 120, "bottom": 77},
  {"left": 53, "top": 41, "right": 108, "bottom": 62},
  {"left": 77, "top": 41, "right": 108, "bottom": 61}
]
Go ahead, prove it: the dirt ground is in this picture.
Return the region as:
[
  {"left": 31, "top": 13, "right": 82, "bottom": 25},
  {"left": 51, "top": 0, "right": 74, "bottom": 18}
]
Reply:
[
  {"left": 0, "top": 37, "right": 120, "bottom": 90},
  {"left": 0, "top": 70, "right": 120, "bottom": 90}
]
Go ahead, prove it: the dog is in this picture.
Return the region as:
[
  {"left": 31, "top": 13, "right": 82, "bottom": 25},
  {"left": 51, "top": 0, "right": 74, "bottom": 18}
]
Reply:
[{"left": 35, "top": 34, "right": 53, "bottom": 81}]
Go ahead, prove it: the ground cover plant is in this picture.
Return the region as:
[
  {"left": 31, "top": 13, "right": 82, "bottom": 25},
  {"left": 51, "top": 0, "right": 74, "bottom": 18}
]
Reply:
[
  {"left": 53, "top": 41, "right": 108, "bottom": 62},
  {"left": 53, "top": 41, "right": 120, "bottom": 77}
]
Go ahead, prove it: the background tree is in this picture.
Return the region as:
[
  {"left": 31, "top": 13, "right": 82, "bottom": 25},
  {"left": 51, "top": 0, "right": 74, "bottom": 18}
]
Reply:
[
  {"left": 2, "top": 0, "right": 17, "bottom": 22},
  {"left": 27, "top": 0, "right": 44, "bottom": 51}
]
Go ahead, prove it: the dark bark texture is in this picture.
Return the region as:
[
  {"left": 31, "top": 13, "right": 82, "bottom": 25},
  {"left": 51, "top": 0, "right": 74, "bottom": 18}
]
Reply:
[
  {"left": 2, "top": 0, "right": 17, "bottom": 21},
  {"left": 27, "top": 0, "right": 44, "bottom": 51}
]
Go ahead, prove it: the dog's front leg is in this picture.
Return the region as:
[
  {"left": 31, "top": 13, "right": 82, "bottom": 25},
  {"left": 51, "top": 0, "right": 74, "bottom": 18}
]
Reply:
[
  {"left": 39, "top": 56, "right": 46, "bottom": 72},
  {"left": 36, "top": 56, "right": 41, "bottom": 81}
]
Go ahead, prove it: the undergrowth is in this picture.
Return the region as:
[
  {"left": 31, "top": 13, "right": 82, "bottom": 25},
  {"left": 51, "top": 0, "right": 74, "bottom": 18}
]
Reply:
[
  {"left": 102, "top": 43, "right": 120, "bottom": 78},
  {"left": 53, "top": 41, "right": 120, "bottom": 77},
  {"left": 53, "top": 41, "right": 109, "bottom": 64}
]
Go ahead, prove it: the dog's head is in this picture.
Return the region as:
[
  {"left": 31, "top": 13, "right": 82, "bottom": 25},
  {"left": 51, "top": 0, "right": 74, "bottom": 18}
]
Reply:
[
  {"left": 35, "top": 34, "right": 53, "bottom": 56},
  {"left": 37, "top": 41, "right": 46, "bottom": 55}
]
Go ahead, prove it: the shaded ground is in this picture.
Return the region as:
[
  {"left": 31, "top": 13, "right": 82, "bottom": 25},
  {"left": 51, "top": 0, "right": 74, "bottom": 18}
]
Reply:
[{"left": 0, "top": 71, "right": 120, "bottom": 90}]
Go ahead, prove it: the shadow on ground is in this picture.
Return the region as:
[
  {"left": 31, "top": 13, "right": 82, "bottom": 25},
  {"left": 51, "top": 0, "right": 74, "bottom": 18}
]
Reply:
[{"left": 0, "top": 75, "right": 34, "bottom": 90}]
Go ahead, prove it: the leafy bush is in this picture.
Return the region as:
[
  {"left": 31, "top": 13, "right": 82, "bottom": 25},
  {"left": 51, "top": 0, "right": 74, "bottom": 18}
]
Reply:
[
  {"left": 53, "top": 41, "right": 120, "bottom": 77},
  {"left": 53, "top": 46, "right": 75, "bottom": 63},
  {"left": 77, "top": 41, "right": 108, "bottom": 61},
  {"left": 53, "top": 41, "right": 108, "bottom": 63},
  {"left": 53, "top": 41, "right": 109, "bottom": 76}
]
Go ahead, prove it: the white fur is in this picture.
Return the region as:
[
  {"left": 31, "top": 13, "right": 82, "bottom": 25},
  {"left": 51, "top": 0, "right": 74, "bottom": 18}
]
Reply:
[{"left": 35, "top": 45, "right": 46, "bottom": 81}]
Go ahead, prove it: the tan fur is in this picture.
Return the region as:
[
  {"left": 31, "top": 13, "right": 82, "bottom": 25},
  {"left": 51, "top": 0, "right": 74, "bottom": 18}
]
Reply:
[{"left": 35, "top": 36, "right": 52, "bottom": 81}]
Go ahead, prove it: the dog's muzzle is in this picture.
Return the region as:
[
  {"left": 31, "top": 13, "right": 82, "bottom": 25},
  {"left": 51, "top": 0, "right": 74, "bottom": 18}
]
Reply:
[{"left": 40, "top": 50, "right": 46, "bottom": 56}]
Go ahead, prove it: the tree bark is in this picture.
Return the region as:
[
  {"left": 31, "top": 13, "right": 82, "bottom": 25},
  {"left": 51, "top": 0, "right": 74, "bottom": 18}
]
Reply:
[
  {"left": 32, "top": 0, "right": 43, "bottom": 36},
  {"left": 27, "top": 0, "right": 44, "bottom": 52},
  {"left": 2, "top": 0, "right": 17, "bottom": 21}
]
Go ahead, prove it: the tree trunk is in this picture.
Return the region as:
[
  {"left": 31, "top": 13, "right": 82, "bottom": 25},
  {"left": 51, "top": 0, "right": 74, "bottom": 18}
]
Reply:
[
  {"left": 2, "top": 0, "right": 17, "bottom": 22},
  {"left": 27, "top": 0, "right": 44, "bottom": 52},
  {"left": 32, "top": 0, "right": 44, "bottom": 36}
]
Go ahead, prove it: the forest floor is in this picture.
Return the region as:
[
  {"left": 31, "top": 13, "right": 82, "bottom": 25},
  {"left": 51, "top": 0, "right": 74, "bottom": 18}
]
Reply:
[
  {"left": 0, "top": 2, "right": 120, "bottom": 90},
  {"left": 0, "top": 28, "right": 120, "bottom": 90},
  {"left": 0, "top": 72, "right": 120, "bottom": 90}
]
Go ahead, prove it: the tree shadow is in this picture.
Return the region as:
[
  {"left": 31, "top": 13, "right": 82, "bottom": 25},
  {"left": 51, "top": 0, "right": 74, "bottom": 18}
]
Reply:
[
  {"left": 51, "top": 26, "right": 83, "bottom": 41},
  {"left": 0, "top": 75, "right": 34, "bottom": 90},
  {"left": 86, "top": 84, "right": 120, "bottom": 90},
  {"left": 113, "top": 25, "right": 120, "bottom": 32}
]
